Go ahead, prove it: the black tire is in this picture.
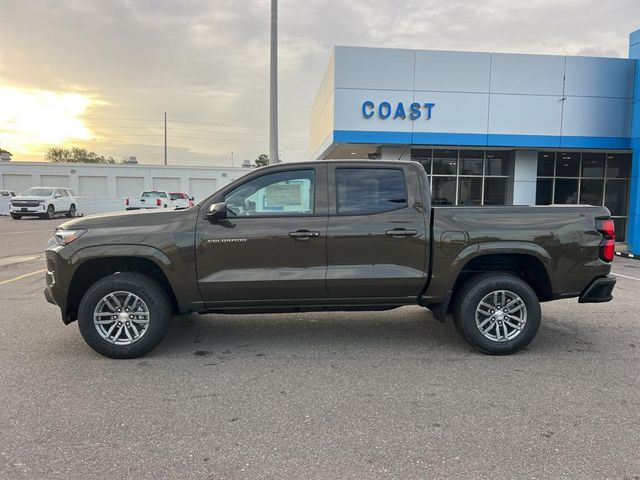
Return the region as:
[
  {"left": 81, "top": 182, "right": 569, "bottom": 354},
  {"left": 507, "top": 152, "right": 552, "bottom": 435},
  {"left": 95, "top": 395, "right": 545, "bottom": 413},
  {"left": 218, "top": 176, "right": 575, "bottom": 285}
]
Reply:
[
  {"left": 43, "top": 204, "right": 55, "bottom": 219},
  {"left": 10, "top": 213, "right": 22, "bottom": 220},
  {"left": 66, "top": 204, "right": 76, "bottom": 218},
  {"left": 77, "top": 272, "right": 173, "bottom": 358},
  {"left": 453, "top": 273, "right": 541, "bottom": 355}
]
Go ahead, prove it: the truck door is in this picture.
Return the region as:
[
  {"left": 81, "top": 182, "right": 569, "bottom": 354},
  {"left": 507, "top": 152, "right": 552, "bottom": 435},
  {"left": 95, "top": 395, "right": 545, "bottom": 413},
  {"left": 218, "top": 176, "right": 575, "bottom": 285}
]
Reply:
[
  {"left": 55, "top": 189, "right": 71, "bottom": 212},
  {"left": 195, "top": 164, "right": 329, "bottom": 305},
  {"left": 326, "top": 163, "right": 428, "bottom": 299}
]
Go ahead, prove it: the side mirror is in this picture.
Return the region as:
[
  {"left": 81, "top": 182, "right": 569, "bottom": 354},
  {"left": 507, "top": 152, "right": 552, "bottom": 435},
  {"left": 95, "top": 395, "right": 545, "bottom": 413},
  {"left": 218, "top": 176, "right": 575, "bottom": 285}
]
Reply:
[
  {"left": 54, "top": 194, "right": 61, "bottom": 198},
  {"left": 206, "top": 202, "right": 227, "bottom": 221},
  {"left": 190, "top": 196, "right": 195, "bottom": 201}
]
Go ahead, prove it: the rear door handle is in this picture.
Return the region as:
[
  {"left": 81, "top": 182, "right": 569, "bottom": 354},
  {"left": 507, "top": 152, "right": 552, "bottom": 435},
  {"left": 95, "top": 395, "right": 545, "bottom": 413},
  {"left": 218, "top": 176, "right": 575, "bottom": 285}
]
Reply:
[
  {"left": 289, "top": 229, "right": 321, "bottom": 239},
  {"left": 385, "top": 228, "right": 418, "bottom": 236}
]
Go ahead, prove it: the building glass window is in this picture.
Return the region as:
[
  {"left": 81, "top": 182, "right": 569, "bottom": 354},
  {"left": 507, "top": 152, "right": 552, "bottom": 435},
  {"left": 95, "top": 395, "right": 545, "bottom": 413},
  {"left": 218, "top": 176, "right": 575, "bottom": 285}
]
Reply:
[
  {"left": 581, "top": 153, "right": 605, "bottom": 177},
  {"left": 433, "top": 150, "right": 458, "bottom": 175},
  {"left": 411, "top": 148, "right": 511, "bottom": 206},
  {"left": 554, "top": 179, "right": 579, "bottom": 204},
  {"left": 606, "top": 153, "right": 630, "bottom": 178},
  {"left": 485, "top": 151, "right": 509, "bottom": 176},
  {"left": 460, "top": 150, "right": 483, "bottom": 175},
  {"left": 555, "top": 152, "right": 580, "bottom": 177},
  {"left": 535, "top": 151, "right": 630, "bottom": 242},
  {"left": 458, "top": 177, "right": 482, "bottom": 205},
  {"left": 579, "top": 179, "right": 604, "bottom": 206},
  {"left": 537, "top": 152, "right": 555, "bottom": 176},
  {"left": 484, "top": 177, "right": 508, "bottom": 205},
  {"left": 432, "top": 177, "right": 456, "bottom": 205},
  {"left": 535, "top": 178, "right": 553, "bottom": 205}
]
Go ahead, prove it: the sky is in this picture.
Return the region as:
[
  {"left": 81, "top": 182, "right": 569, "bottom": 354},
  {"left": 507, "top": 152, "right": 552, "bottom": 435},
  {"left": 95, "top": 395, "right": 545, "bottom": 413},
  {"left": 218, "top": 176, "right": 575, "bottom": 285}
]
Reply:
[{"left": 1, "top": 0, "right": 639, "bottom": 166}]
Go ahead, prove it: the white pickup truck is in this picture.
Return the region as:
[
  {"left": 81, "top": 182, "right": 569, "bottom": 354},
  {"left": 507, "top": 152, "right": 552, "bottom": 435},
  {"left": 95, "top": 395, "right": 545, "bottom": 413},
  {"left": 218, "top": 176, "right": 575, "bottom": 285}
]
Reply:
[
  {"left": 125, "top": 191, "right": 175, "bottom": 210},
  {"left": 10, "top": 187, "right": 78, "bottom": 220}
]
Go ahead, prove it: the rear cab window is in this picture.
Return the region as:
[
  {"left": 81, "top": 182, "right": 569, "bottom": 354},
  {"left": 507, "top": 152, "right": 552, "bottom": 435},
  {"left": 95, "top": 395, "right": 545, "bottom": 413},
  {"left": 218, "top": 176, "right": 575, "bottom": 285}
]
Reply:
[
  {"left": 335, "top": 168, "right": 408, "bottom": 215},
  {"left": 142, "top": 191, "right": 168, "bottom": 199}
]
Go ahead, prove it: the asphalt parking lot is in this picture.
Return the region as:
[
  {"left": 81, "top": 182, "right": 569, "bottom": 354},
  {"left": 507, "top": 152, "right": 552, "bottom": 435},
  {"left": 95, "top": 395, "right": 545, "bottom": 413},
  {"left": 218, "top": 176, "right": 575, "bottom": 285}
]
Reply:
[{"left": 0, "top": 215, "right": 639, "bottom": 479}]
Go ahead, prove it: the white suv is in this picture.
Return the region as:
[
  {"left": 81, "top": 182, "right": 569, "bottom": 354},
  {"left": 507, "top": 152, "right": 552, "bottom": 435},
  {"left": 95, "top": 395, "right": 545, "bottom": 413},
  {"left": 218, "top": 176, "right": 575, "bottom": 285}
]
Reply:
[{"left": 10, "top": 187, "right": 78, "bottom": 220}]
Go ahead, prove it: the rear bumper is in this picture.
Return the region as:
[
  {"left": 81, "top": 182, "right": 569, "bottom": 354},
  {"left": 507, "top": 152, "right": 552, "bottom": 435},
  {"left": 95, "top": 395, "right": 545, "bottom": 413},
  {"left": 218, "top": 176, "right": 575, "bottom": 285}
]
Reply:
[{"left": 578, "top": 275, "right": 616, "bottom": 303}]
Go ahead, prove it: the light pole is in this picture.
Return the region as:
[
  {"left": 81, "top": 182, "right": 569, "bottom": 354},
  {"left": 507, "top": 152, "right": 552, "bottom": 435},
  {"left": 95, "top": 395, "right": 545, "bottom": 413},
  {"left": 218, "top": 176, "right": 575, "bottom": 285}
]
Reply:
[
  {"left": 269, "top": 0, "right": 279, "bottom": 163},
  {"left": 164, "top": 112, "right": 167, "bottom": 166}
]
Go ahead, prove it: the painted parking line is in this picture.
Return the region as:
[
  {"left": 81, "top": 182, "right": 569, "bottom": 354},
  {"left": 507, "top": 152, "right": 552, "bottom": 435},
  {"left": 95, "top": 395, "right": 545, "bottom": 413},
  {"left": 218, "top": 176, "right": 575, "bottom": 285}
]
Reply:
[
  {"left": 0, "top": 229, "right": 53, "bottom": 235},
  {"left": 611, "top": 272, "right": 640, "bottom": 282},
  {"left": 0, "top": 269, "right": 47, "bottom": 286}
]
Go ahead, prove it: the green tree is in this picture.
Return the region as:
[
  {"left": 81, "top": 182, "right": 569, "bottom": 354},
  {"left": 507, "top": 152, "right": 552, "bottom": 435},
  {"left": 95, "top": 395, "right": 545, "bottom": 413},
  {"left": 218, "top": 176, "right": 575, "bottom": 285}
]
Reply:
[
  {"left": 45, "top": 146, "right": 115, "bottom": 164},
  {"left": 254, "top": 153, "right": 270, "bottom": 167}
]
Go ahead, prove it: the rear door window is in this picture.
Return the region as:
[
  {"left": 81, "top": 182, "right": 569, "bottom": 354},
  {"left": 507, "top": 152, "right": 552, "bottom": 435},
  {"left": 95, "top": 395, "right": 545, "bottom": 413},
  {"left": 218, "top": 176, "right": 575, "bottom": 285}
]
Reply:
[{"left": 335, "top": 168, "right": 407, "bottom": 215}]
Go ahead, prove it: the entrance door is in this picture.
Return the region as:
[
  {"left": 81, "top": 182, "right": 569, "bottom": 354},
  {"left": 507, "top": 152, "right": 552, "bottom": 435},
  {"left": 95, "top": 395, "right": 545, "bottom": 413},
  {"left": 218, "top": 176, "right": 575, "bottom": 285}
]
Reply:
[
  {"left": 326, "top": 163, "right": 428, "bottom": 299},
  {"left": 196, "top": 165, "right": 329, "bottom": 306}
]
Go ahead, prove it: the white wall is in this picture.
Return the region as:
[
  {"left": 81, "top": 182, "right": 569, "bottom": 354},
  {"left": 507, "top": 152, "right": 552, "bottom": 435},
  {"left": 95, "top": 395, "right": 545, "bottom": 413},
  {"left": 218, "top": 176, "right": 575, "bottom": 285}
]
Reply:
[{"left": 0, "top": 162, "right": 250, "bottom": 209}]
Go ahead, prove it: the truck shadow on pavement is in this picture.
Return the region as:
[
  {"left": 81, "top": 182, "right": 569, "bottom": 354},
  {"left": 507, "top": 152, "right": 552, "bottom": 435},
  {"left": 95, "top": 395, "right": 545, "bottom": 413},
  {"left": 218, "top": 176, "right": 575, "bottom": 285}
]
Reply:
[
  {"left": 146, "top": 305, "right": 616, "bottom": 360},
  {"left": 154, "top": 306, "right": 470, "bottom": 358}
]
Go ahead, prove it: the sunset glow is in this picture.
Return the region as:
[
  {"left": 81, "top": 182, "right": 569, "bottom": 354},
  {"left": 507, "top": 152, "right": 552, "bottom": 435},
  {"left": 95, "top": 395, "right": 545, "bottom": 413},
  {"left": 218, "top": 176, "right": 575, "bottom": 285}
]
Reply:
[{"left": 0, "top": 86, "right": 92, "bottom": 156}]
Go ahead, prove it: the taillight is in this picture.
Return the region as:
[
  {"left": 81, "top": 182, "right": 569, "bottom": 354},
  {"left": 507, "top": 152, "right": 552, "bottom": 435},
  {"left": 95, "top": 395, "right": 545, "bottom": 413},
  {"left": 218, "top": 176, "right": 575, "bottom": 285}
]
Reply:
[
  {"left": 189, "top": 200, "right": 194, "bottom": 207},
  {"left": 596, "top": 218, "right": 615, "bottom": 262},
  {"left": 156, "top": 198, "right": 161, "bottom": 206},
  {"left": 125, "top": 197, "right": 129, "bottom": 206}
]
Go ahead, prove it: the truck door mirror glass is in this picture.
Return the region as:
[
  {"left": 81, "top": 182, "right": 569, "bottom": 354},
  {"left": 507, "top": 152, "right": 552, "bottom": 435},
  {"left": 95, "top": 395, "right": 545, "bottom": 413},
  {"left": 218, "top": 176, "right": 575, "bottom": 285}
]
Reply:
[{"left": 206, "top": 202, "right": 227, "bottom": 220}]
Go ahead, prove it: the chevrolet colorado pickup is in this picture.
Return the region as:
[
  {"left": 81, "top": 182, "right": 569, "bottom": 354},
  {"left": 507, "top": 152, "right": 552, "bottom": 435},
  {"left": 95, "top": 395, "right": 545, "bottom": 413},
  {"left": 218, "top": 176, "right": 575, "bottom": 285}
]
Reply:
[{"left": 44, "top": 160, "right": 616, "bottom": 358}]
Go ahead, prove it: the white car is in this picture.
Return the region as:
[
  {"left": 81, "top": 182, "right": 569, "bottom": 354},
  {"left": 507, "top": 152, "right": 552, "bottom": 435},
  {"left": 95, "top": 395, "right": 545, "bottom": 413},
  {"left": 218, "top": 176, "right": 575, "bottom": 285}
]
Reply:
[
  {"left": 10, "top": 187, "right": 78, "bottom": 220},
  {"left": 125, "top": 190, "right": 174, "bottom": 210}
]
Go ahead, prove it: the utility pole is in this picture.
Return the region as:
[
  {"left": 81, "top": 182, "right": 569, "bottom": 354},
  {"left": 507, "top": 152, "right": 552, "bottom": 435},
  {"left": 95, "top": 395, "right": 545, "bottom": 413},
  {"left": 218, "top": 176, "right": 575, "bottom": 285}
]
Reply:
[
  {"left": 269, "top": 0, "right": 279, "bottom": 163},
  {"left": 164, "top": 112, "right": 167, "bottom": 166},
  {"left": 231, "top": 151, "right": 235, "bottom": 167}
]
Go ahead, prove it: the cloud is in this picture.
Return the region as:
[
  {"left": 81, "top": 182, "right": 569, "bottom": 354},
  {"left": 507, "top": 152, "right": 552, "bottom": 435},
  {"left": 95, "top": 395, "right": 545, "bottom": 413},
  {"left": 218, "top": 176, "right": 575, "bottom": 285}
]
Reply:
[{"left": 0, "top": 0, "right": 638, "bottom": 163}]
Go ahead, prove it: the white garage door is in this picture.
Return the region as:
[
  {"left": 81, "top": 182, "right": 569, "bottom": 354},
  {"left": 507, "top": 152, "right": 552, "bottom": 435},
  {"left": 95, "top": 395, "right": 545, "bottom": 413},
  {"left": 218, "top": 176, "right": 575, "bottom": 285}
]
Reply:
[
  {"left": 153, "top": 177, "right": 181, "bottom": 193},
  {"left": 41, "top": 175, "right": 70, "bottom": 188},
  {"left": 189, "top": 178, "right": 217, "bottom": 202},
  {"left": 116, "top": 176, "right": 145, "bottom": 200},
  {"left": 79, "top": 176, "right": 108, "bottom": 197},
  {"left": 2, "top": 174, "right": 32, "bottom": 195}
]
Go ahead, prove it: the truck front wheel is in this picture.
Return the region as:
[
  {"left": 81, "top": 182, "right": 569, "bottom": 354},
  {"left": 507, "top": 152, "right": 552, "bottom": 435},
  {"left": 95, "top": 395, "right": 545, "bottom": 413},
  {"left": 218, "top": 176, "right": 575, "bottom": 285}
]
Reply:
[
  {"left": 77, "top": 272, "right": 172, "bottom": 358},
  {"left": 453, "top": 273, "right": 540, "bottom": 355}
]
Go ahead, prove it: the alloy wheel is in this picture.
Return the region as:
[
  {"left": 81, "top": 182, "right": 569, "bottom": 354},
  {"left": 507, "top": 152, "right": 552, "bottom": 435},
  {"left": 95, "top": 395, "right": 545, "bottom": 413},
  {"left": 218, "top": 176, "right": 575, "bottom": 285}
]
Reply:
[
  {"left": 474, "top": 289, "right": 527, "bottom": 342},
  {"left": 93, "top": 291, "right": 150, "bottom": 345}
]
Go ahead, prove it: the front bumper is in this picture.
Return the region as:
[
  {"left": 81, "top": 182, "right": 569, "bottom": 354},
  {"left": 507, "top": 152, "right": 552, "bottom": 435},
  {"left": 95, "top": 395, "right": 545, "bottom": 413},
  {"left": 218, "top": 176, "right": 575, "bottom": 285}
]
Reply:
[
  {"left": 10, "top": 204, "right": 46, "bottom": 215},
  {"left": 578, "top": 275, "right": 616, "bottom": 303},
  {"left": 44, "top": 241, "right": 74, "bottom": 323}
]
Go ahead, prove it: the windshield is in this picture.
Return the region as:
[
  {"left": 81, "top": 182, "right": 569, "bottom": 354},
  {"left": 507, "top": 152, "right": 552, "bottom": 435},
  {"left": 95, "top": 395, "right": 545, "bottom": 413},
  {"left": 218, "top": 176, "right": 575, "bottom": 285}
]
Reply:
[
  {"left": 23, "top": 188, "right": 53, "bottom": 196},
  {"left": 141, "top": 191, "right": 167, "bottom": 198}
]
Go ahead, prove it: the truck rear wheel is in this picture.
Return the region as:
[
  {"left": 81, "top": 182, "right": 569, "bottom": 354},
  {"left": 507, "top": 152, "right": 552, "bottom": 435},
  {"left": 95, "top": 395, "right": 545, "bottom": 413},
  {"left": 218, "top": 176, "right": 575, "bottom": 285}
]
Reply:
[
  {"left": 77, "top": 272, "right": 172, "bottom": 358},
  {"left": 453, "top": 273, "right": 540, "bottom": 355}
]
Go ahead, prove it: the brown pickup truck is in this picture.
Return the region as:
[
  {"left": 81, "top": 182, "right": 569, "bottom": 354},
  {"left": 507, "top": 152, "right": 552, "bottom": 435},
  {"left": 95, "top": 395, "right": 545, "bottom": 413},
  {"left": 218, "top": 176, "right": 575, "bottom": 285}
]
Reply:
[{"left": 44, "top": 160, "right": 616, "bottom": 358}]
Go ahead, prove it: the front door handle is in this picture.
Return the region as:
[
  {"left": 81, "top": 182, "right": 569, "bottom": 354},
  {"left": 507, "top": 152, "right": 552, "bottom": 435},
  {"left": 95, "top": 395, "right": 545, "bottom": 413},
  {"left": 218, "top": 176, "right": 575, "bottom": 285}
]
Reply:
[
  {"left": 385, "top": 228, "right": 418, "bottom": 236},
  {"left": 289, "top": 229, "right": 321, "bottom": 239}
]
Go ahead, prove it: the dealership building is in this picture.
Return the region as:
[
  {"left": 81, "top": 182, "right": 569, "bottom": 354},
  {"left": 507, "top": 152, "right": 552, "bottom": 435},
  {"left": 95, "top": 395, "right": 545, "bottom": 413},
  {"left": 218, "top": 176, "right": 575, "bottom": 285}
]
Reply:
[{"left": 311, "top": 28, "right": 640, "bottom": 254}]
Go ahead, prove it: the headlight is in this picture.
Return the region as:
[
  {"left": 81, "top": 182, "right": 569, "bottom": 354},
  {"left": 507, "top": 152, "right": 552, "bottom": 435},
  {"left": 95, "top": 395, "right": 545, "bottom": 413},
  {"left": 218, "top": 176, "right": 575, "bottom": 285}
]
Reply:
[
  {"left": 54, "top": 229, "right": 87, "bottom": 246},
  {"left": 38, "top": 199, "right": 45, "bottom": 204}
]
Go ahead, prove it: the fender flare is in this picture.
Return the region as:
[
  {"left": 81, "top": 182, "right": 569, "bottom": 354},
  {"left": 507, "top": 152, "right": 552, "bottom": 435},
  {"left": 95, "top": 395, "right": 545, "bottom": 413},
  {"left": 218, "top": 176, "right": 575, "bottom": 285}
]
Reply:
[{"left": 428, "top": 241, "right": 554, "bottom": 320}]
